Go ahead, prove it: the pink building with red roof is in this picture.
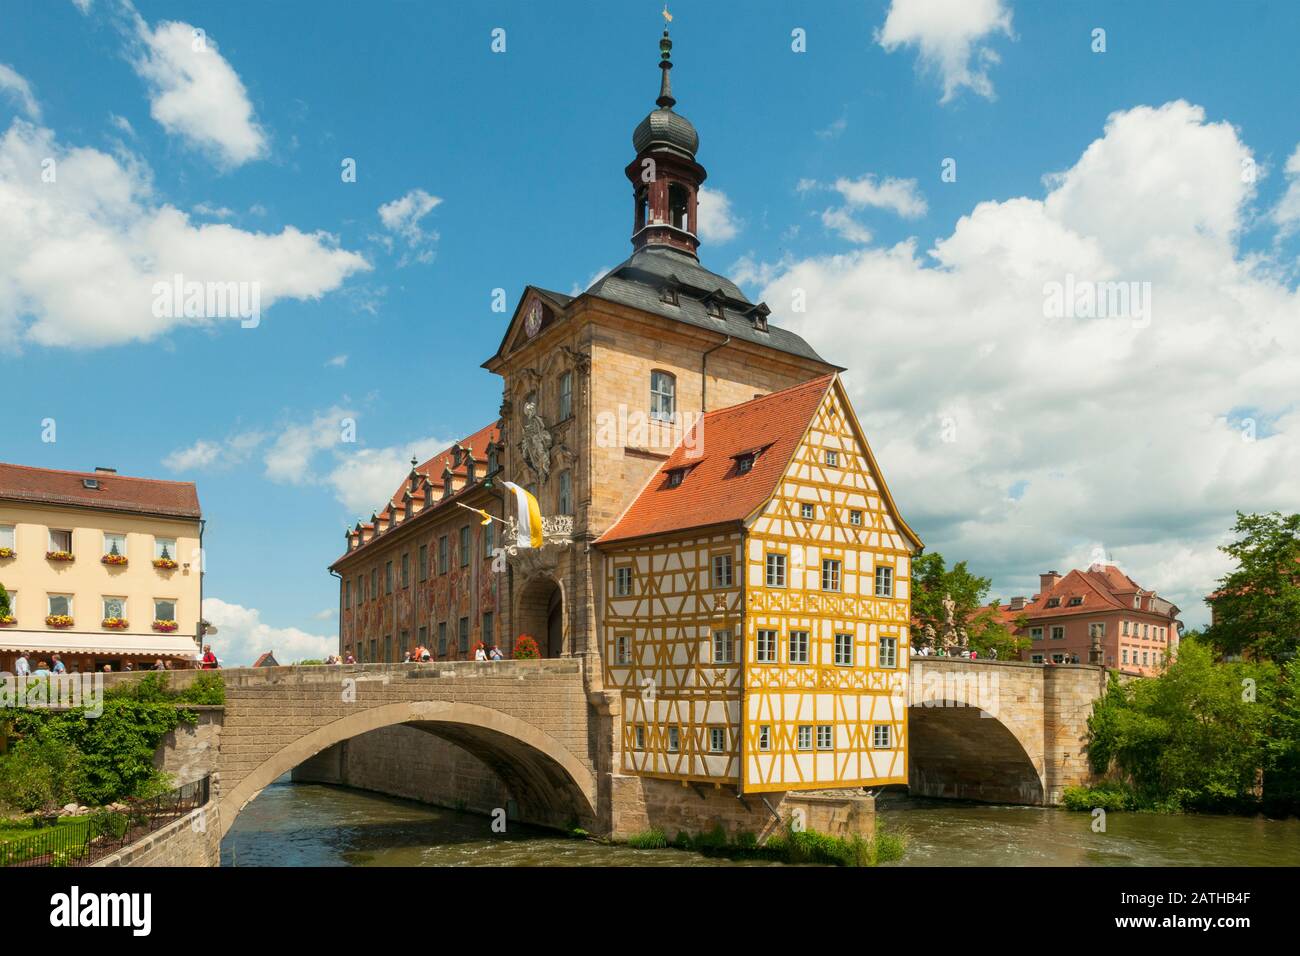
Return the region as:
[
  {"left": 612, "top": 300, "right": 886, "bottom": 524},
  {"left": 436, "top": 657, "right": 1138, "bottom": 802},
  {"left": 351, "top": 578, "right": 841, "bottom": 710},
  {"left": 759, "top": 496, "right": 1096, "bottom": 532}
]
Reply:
[{"left": 1000, "top": 565, "right": 1181, "bottom": 675}]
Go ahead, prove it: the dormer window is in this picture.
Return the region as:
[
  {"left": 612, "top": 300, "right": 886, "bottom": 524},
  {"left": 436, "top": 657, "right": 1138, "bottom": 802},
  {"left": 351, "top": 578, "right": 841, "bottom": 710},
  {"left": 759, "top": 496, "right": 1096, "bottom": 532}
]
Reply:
[
  {"left": 659, "top": 280, "right": 679, "bottom": 306},
  {"left": 1068, "top": 596, "right": 1083, "bottom": 607},
  {"left": 82, "top": 478, "right": 100, "bottom": 490},
  {"left": 748, "top": 303, "right": 771, "bottom": 333},
  {"left": 666, "top": 468, "right": 686, "bottom": 489},
  {"left": 1046, "top": 597, "right": 1061, "bottom": 608},
  {"left": 704, "top": 291, "right": 726, "bottom": 319},
  {"left": 736, "top": 454, "right": 755, "bottom": 474}
]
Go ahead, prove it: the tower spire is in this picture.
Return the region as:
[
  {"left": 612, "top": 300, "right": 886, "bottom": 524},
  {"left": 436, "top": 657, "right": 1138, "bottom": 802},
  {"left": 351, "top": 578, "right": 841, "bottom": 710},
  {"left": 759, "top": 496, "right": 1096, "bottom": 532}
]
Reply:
[{"left": 657, "top": 13, "right": 675, "bottom": 109}]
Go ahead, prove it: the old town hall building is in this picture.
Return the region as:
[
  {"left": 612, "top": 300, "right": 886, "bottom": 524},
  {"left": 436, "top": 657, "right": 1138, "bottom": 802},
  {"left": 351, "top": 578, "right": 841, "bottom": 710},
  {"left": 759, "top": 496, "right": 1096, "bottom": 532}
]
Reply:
[{"left": 331, "top": 28, "right": 919, "bottom": 806}]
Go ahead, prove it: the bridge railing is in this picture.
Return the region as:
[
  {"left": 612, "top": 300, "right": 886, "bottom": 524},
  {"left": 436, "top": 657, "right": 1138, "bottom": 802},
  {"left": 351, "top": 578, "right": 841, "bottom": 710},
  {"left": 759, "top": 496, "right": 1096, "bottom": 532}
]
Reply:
[{"left": 0, "top": 775, "right": 210, "bottom": 868}]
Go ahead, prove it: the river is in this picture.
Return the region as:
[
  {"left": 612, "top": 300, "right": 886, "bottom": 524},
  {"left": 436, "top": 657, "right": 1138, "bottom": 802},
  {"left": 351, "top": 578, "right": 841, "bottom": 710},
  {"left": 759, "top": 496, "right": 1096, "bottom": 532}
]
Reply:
[{"left": 221, "top": 778, "right": 1300, "bottom": 867}]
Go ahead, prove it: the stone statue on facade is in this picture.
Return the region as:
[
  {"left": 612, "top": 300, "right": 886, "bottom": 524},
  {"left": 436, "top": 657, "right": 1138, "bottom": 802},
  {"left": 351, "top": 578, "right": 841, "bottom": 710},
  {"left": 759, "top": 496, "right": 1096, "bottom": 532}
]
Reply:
[{"left": 519, "top": 400, "right": 554, "bottom": 484}]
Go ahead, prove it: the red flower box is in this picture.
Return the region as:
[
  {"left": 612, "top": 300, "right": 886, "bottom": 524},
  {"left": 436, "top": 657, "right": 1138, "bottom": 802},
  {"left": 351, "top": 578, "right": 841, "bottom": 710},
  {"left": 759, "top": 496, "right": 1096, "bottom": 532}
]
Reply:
[
  {"left": 0, "top": 548, "right": 15, "bottom": 559},
  {"left": 45, "top": 551, "right": 75, "bottom": 563},
  {"left": 45, "top": 615, "right": 75, "bottom": 628},
  {"left": 152, "top": 619, "right": 179, "bottom": 633},
  {"left": 513, "top": 633, "right": 541, "bottom": 660},
  {"left": 101, "top": 554, "right": 129, "bottom": 567},
  {"left": 102, "top": 617, "right": 129, "bottom": 630},
  {"left": 0, "top": 616, "right": 15, "bottom": 627},
  {"left": 153, "top": 558, "right": 179, "bottom": 570}
]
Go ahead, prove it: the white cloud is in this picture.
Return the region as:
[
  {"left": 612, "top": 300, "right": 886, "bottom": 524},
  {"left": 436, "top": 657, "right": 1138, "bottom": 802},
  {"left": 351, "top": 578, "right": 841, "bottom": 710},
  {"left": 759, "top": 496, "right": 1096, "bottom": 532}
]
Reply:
[
  {"left": 326, "top": 434, "right": 457, "bottom": 516},
  {"left": 163, "top": 432, "right": 263, "bottom": 472},
  {"left": 820, "top": 207, "right": 873, "bottom": 244},
  {"left": 1272, "top": 144, "right": 1300, "bottom": 237},
  {"left": 831, "top": 174, "right": 928, "bottom": 219},
  {"left": 202, "top": 597, "right": 335, "bottom": 667},
  {"left": 877, "top": 0, "right": 1013, "bottom": 103},
  {"left": 696, "top": 186, "right": 741, "bottom": 243},
  {"left": 70, "top": 0, "right": 94, "bottom": 13},
  {"left": 377, "top": 188, "right": 442, "bottom": 265},
  {"left": 263, "top": 407, "right": 356, "bottom": 485},
  {"left": 325, "top": 354, "right": 348, "bottom": 368},
  {"left": 129, "top": 19, "right": 268, "bottom": 167},
  {"left": 0, "top": 119, "right": 369, "bottom": 347},
  {"left": 191, "top": 201, "right": 234, "bottom": 219},
  {"left": 108, "top": 113, "right": 135, "bottom": 137},
  {"left": 0, "top": 63, "right": 41, "bottom": 120},
  {"left": 571, "top": 265, "right": 611, "bottom": 297},
  {"left": 752, "top": 101, "right": 1300, "bottom": 628}
]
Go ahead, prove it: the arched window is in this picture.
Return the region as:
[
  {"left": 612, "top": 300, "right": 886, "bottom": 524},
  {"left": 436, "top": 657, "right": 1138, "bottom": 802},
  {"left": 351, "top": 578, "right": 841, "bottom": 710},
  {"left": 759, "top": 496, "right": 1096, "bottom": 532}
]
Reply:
[
  {"left": 650, "top": 370, "right": 676, "bottom": 422},
  {"left": 668, "top": 183, "right": 689, "bottom": 231},
  {"left": 635, "top": 186, "right": 648, "bottom": 231}
]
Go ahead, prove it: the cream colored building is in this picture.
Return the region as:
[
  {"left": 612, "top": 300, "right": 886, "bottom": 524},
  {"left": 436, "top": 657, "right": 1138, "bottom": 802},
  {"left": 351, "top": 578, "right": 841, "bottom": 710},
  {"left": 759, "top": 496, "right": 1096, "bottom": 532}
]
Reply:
[{"left": 0, "top": 463, "right": 203, "bottom": 672}]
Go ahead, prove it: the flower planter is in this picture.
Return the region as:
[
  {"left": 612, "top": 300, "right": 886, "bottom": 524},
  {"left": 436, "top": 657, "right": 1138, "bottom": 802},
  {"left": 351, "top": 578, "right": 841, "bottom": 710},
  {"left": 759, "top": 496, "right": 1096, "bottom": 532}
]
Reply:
[
  {"left": 102, "top": 618, "right": 129, "bottom": 630},
  {"left": 513, "top": 633, "right": 541, "bottom": 660},
  {"left": 45, "top": 615, "right": 75, "bottom": 629},
  {"left": 152, "top": 558, "right": 179, "bottom": 570},
  {"left": 0, "top": 547, "right": 15, "bottom": 559},
  {"left": 0, "top": 616, "right": 15, "bottom": 627},
  {"left": 45, "top": 551, "right": 75, "bottom": 563},
  {"left": 152, "top": 620, "right": 179, "bottom": 633},
  {"left": 101, "top": 554, "right": 129, "bottom": 567}
]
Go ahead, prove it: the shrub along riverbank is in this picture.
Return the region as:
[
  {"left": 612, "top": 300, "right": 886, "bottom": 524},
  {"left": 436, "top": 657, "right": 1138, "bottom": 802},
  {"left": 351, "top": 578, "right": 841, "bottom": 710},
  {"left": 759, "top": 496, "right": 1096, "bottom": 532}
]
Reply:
[
  {"left": 1065, "top": 640, "right": 1299, "bottom": 816},
  {"left": 0, "top": 672, "right": 224, "bottom": 820},
  {"left": 621, "top": 823, "right": 906, "bottom": 866}
]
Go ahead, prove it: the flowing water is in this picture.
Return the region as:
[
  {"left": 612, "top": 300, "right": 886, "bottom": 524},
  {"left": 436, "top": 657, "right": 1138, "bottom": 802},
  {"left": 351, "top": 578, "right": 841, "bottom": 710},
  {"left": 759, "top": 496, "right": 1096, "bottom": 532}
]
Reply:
[{"left": 221, "top": 778, "right": 1300, "bottom": 867}]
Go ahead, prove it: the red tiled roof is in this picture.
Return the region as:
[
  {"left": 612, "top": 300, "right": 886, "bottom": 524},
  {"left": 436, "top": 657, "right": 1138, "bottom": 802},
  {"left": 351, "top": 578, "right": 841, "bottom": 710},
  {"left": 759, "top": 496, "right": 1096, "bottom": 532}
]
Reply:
[
  {"left": 251, "top": 651, "right": 279, "bottom": 668},
  {"left": 597, "top": 375, "right": 836, "bottom": 545},
  {"left": 999, "top": 565, "right": 1179, "bottom": 623},
  {"left": 0, "top": 462, "right": 201, "bottom": 520}
]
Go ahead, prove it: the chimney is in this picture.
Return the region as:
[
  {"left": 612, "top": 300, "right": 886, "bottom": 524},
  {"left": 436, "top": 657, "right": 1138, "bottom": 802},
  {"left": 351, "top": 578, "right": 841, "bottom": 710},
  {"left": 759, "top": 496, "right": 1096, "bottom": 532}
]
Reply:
[
  {"left": 94, "top": 466, "right": 117, "bottom": 474},
  {"left": 1040, "top": 571, "right": 1061, "bottom": 593},
  {"left": 1009, "top": 596, "right": 1026, "bottom": 611}
]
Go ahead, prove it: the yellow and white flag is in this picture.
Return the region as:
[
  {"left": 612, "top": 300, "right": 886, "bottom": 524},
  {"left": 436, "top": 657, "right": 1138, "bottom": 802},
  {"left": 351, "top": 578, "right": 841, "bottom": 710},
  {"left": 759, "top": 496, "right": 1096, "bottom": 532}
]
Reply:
[{"left": 503, "top": 481, "right": 544, "bottom": 549}]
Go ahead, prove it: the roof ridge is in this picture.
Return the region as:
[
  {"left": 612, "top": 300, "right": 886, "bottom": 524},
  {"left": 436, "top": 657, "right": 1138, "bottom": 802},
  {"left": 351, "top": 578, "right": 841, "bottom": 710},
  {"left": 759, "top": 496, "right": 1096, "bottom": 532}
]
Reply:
[
  {"left": 0, "top": 461, "right": 196, "bottom": 487},
  {"left": 704, "top": 372, "right": 836, "bottom": 420}
]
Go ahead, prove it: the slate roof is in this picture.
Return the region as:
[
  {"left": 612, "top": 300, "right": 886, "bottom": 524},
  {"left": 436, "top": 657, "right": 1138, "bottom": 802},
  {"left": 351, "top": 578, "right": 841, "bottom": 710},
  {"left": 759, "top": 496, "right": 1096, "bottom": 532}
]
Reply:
[
  {"left": 0, "top": 462, "right": 201, "bottom": 520},
  {"left": 584, "top": 247, "right": 833, "bottom": 366},
  {"left": 597, "top": 374, "right": 836, "bottom": 545}
]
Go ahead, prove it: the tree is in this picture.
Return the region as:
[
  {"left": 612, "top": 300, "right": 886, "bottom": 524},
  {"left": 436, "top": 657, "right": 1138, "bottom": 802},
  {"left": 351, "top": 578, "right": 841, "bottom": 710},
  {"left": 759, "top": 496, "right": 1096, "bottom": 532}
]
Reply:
[
  {"left": 911, "top": 552, "right": 1030, "bottom": 659},
  {"left": 1205, "top": 511, "right": 1300, "bottom": 663},
  {"left": 0, "top": 582, "right": 10, "bottom": 618}
]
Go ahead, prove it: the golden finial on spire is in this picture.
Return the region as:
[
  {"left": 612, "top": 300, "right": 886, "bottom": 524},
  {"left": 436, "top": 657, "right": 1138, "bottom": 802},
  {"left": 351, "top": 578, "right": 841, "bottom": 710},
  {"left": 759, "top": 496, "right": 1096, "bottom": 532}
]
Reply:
[{"left": 662, "top": 4, "right": 673, "bottom": 24}]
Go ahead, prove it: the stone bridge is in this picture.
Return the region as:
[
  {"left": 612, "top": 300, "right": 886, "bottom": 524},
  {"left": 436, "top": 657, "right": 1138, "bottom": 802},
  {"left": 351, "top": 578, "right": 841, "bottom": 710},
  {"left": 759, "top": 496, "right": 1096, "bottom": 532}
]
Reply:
[
  {"left": 908, "top": 657, "right": 1111, "bottom": 805},
  {"left": 133, "top": 656, "right": 1112, "bottom": 852}
]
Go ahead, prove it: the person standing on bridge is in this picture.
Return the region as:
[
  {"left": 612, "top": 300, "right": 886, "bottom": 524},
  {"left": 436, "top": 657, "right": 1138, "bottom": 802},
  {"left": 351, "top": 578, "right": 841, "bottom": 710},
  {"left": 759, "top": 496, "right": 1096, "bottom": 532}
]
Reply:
[
  {"left": 474, "top": 643, "right": 488, "bottom": 661},
  {"left": 489, "top": 644, "right": 503, "bottom": 661},
  {"left": 201, "top": 645, "right": 219, "bottom": 669}
]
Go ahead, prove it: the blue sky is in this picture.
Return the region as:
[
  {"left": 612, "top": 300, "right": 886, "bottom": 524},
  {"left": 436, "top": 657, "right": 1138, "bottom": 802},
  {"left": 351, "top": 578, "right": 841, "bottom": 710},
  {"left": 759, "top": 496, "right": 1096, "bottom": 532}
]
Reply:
[{"left": 3, "top": 1, "right": 1299, "bottom": 660}]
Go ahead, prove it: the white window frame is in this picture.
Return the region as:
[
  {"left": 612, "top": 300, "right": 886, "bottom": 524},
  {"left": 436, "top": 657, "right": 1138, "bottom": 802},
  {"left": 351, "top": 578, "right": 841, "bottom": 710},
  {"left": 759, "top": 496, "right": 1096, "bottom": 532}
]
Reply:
[
  {"left": 154, "top": 598, "right": 177, "bottom": 622},
  {"left": 879, "top": 636, "right": 897, "bottom": 669},
  {"left": 48, "top": 594, "right": 73, "bottom": 617},
  {"left": 756, "top": 629, "right": 778, "bottom": 663},
  {"left": 800, "top": 502, "right": 814, "bottom": 520},
  {"left": 757, "top": 725, "right": 771, "bottom": 752},
  {"left": 154, "top": 537, "right": 177, "bottom": 561},
  {"left": 712, "top": 629, "right": 734, "bottom": 664},
  {"left": 872, "top": 725, "right": 891, "bottom": 749},
  {"left": 103, "top": 532, "right": 126, "bottom": 557},
  {"left": 711, "top": 553, "right": 733, "bottom": 589},
  {"left": 666, "top": 726, "right": 680, "bottom": 753},
  {"left": 709, "top": 727, "right": 726, "bottom": 754},
  {"left": 816, "top": 725, "right": 833, "bottom": 751},
  {"left": 48, "top": 529, "right": 73, "bottom": 554},
  {"left": 849, "top": 510, "right": 862, "bottom": 526},
  {"left": 789, "top": 630, "right": 809, "bottom": 664},
  {"left": 0, "top": 525, "right": 15, "bottom": 550},
  {"left": 615, "top": 634, "right": 631, "bottom": 665},
  {"left": 102, "top": 596, "right": 126, "bottom": 620},
  {"left": 875, "top": 565, "right": 894, "bottom": 597},
  {"left": 614, "top": 566, "right": 633, "bottom": 597},
  {"left": 822, "top": 559, "right": 841, "bottom": 592},
  {"left": 834, "top": 632, "right": 854, "bottom": 667},
  {"left": 634, "top": 725, "right": 646, "bottom": 751},
  {"left": 824, "top": 450, "right": 839, "bottom": 467},
  {"left": 765, "top": 553, "right": 786, "bottom": 588},
  {"left": 1031, "top": 653, "right": 1045, "bottom": 664},
  {"left": 796, "top": 725, "right": 813, "bottom": 751},
  {"left": 650, "top": 370, "right": 676, "bottom": 422},
  {"left": 1050, "top": 626, "right": 1065, "bottom": 640},
  {"left": 1030, "top": 627, "right": 1044, "bottom": 642}
]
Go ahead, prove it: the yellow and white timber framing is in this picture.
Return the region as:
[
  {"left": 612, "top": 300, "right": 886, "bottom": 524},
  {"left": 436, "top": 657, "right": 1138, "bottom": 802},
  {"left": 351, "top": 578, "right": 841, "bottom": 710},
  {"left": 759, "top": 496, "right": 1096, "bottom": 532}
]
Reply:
[{"left": 602, "top": 376, "right": 921, "bottom": 794}]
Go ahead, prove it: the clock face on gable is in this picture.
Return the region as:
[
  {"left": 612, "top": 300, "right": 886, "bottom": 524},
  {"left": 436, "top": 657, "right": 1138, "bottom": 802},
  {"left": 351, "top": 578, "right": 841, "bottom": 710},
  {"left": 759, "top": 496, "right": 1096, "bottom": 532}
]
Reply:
[{"left": 524, "top": 299, "right": 544, "bottom": 338}]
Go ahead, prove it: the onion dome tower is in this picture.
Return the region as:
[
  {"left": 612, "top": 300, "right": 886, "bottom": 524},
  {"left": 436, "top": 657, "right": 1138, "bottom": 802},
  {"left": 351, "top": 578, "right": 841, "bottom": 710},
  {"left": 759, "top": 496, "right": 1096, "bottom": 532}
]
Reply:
[{"left": 625, "top": 24, "right": 707, "bottom": 258}]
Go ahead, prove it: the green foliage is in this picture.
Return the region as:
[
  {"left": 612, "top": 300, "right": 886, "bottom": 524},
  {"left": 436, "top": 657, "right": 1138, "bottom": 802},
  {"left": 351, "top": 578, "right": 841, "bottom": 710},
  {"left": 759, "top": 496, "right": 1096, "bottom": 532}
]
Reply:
[
  {"left": 0, "top": 583, "right": 10, "bottom": 618},
  {"left": 1083, "top": 641, "right": 1299, "bottom": 814},
  {"left": 1062, "top": 783, "right": 1136, "bottom": 812},
  {"left": 1205, "top": 511, "right": 1300, "bottom": 664},
  {"left": 0, "top": 734, "right": 82, "bottom": 812},
  {"left": 912, "top": 552, "right": 1030, "bottom": 659},
  {"left": 104, "top": 670, "right": 224, "bottom": 706},
  {"left": 295, "top": 659, "right": 324, "bottom": 666},
  {"left": 625, "top": 827, "right": 668, "bottom": 849}
]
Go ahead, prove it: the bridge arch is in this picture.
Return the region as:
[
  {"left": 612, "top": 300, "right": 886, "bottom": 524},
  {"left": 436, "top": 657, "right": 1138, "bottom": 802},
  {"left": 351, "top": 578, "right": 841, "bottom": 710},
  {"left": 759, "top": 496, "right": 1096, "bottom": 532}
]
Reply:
[
  {"left": 218, "top": 699, "right": 597, "bottom": 838},
  {"left": 907, "top": 698, "right": 1045, "bottom": 805}
]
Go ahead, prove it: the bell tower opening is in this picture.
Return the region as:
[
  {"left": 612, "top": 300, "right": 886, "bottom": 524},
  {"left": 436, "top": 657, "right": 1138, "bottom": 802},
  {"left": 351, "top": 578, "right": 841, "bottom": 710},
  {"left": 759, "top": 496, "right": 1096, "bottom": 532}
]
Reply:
[{"left": 625, "top": 25, "right": 707, "bottom": 259}]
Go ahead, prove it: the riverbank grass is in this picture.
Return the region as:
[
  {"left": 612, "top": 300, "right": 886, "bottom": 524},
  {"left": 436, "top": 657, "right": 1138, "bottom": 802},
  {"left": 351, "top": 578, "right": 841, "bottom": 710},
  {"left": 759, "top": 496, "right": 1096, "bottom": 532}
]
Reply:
[{"left": 620, "top": 823, "right": 905, "bottom": 866}]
